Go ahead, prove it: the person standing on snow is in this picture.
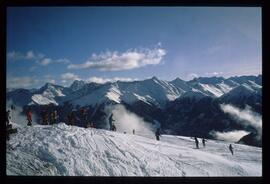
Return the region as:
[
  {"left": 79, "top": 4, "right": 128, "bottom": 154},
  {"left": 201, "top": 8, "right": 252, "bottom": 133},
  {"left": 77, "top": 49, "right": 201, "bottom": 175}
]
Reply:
[
  {"left": 229, "top": 144, "right": 234, "bottom": 155},
  {"left": 44, "top": 111, "right": 49, "bottom": 125},
  {"left": 6, "top": 110, "right": 11, "bottom": 126},
  {"left": 26, "top": 110, "right": 32, "bottom": 126},
  {"left": 202, "top": 138, "right": 206, "bottom": 147},
  {"left": 112, "top": 123, "right": 116, "bottom": 131},
  {"left": 155, "top": 128, "right": 161, "bottom": 141},
  {"left": 11, "top": 104, "right": 15, "bottom": 110},
  {"left": 6, "top": 110, "right": 15, "bottom": 141},
  {"left": 86, "top": 121, "right": 94, "bottom": 128},
  {"left": 80, "top": 108, "right": 88, "bottom": 127},
  {"left": 195, "top": 137, "right": 199, "bottom": 149},
  {"left": 67, "top": 111, "right": 75, "bottom": 125},
  {"left": 50, "top": 110, "right": 58, "bottom": 125},
  {"left": 41, "top": 108, "right": 49, "bottom": 125},
  {"left": 133, "top": 129, "right": 135, "bottom": 135},
  {"left": 70, "top": 111, "right": 77, "bottom": 126},
  {"left": 108, "top": 113, "right": 115, "bottom": 130}
]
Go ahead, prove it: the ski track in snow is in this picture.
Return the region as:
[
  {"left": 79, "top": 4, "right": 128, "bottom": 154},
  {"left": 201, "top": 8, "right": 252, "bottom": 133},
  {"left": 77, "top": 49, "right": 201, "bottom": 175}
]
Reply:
[{"left": 6, "top": 123, "right": 262, "bottom": 176}]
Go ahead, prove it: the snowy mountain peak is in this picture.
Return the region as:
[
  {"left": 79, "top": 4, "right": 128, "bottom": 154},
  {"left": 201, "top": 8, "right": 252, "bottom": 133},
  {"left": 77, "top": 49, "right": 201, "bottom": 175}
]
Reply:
[
  {"left": 151, "top": 76, "right": 159, "bottom": 80},
  {"left": 7, "top": 75, "right": 262, "bottom": 108},
  {"left": 171, "top": 77, "right": 184, "bottom": 82},
  {"left": 191, "top": 76, "right": 225, "bottom": 85},
  {"left": 70, "top": 80, "right": 86, "bottom": 92},
  {"left": 220, "top": 84, "right": 256, "bottom": 101}
]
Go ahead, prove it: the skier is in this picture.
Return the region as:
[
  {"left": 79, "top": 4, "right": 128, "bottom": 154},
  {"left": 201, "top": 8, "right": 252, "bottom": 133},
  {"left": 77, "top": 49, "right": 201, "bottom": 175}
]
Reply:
[
  {"left": 11, "top": 104, "right": 15, "bottom": 110},
  {"left": 80, "top": 108, "right": 88, "bottom": 127},
  {"left": 41, "top": 108, "right": 48, "bottom": 125},
  {"left": 112, "top": 123, "right": 116, "bottom": 131},
  {"left": 50, "top": 111, "right": 54, "bottom": 125},
  {"left": 229, "top": 144, "right": 234, "bottom": 155},
  {"left": 67, "top": 110, "right": 77, "bottom": 126},
  {"left": 44, "top": 111, "right": 49, "bottom": 125},
  {"left": 67, "top": 112, "right": 72, "bottom": 125},
  {"left": 50, "top": 110, "right": 58, "bottom": 125},
  {"left": 133, "top": 129, "right": 135, "bottom": 135},
  {"left": 6, "top": 110, "right": 11, "bottom": 126},
  {"left": 202, "top": 138, "right": 206, "bottom": 147},
  {"left": 155, "top": 128, "right": 161, "bottom": 141},
  {"left": 26, "top": 110, "right": 32, "bottom": 126},
  {"left": 195, "top": 137, "right": 199, "bottom": 149},
  {"left": 108, "top": 113, "right": 115, "bottom": 131},
  {"left": 6, "top": 110, "right": 17, "bottom": 141},
  {"left": 70, "top": 111, "right": 77, "bottom": 126}
]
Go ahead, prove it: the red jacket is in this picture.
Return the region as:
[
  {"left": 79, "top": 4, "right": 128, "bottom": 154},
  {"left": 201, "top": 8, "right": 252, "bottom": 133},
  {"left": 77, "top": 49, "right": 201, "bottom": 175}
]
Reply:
[{"left": 27, "top": 111, "right": 32, "bottom": 121}]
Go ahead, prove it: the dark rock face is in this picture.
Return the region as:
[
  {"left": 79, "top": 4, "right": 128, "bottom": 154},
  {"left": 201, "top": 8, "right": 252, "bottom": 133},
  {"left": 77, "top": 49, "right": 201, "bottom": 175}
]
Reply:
[{"left": 238, "top": 132, "right": 262, "bottom": 147}]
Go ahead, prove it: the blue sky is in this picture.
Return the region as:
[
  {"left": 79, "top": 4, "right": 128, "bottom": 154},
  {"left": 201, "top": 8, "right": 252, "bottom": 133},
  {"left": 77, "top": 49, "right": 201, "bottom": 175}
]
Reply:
[{"left": 7, "top": 7, "right": 261, "bottom": 89}]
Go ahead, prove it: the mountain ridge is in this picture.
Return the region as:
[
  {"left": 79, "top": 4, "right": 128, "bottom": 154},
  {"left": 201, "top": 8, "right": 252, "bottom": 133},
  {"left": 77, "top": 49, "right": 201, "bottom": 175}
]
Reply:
[{"left": 6, "top": 75, "right": 262, "bottom": 108}]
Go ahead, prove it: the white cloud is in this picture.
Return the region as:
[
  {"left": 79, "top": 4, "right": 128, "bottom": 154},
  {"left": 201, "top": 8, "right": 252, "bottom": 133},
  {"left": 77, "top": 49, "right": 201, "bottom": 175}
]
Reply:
[
  {"left": 61, "top": 73, "right": 80, "bottom": 84},
  {"left": 39, "top": 58, "right": 70, "bottom": 66},
  {"left": 25, "top": 51, "right": 35, "bottom": 59},
  {"left": 40, "top": 58, "right": 52, "bottom": 66},
  {"left": 47, "top": 79, "right": 56, "bottom": 84},
  {"left": 7, "top": 76, "right": 40, "bottom": 89},
  {"left": 29, "top": 66, "right": 37, "bottom": 71},
  {"left": 187, "top": 73, "right": 198, "bottom": 80},
  {"left": 7, "top": 51, "right": 24, "bottom": 60},
  {"left": 205, "top": 71, "right": 223, "bottom": 77},
  {"left": 220, "top": 104, "right": 262, "bottom": 136},
  {"left": 210, "top": 130, "right": 250, "bottom": 142},
  {"left": 55, "top": 58, "right": 70, "bottom": 64},
  {"left": 7, "top": 50, "right": 45, "bottom": 61},
  {"left": 7, "top": 50, "right": 70, "bottom": 66},
  {"left": 43, "top": 75, "right": 56, "bottom": 84},
  {"left": 68, "top": 46, "right": 166, "bottom": 71},
  {"left": 86, "top": 76, "right": 138, "bottom": 84}
]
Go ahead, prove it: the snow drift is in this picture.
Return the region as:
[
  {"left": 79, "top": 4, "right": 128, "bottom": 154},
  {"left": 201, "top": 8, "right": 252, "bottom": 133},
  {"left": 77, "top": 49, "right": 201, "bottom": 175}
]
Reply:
[{"left": 6, "top": 123, "right": 261, "bottom": 176}]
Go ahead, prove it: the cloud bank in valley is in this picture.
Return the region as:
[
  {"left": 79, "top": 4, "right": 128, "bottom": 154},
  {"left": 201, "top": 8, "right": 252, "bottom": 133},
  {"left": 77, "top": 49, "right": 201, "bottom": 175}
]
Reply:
[
  {"left": 220, "top": 104, "right": 262, "bottom": 133},
  {"left": 210, "top": 130, "right": 250, "bottom": 142},
  {"left": 211, "top": 104, "right": 262, "bottom": 142}
]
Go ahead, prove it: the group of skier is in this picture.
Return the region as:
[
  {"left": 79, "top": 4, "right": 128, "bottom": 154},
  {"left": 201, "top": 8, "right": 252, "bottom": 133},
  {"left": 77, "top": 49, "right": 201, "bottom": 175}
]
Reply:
[
  {"left": 154, "top": 128, "right": 234, "bottom": 155},
  {"left": 6, "top": 105, "right": 118, "bottom": 129},
  {"left": 194, "top": 136, "right": 233, "bottom": 154},
  {"left": 194, "top": 137, "right": 207, "bottom": 149},
  {"left": 6, "top": 104, "right": 235, "bottom": 155}
]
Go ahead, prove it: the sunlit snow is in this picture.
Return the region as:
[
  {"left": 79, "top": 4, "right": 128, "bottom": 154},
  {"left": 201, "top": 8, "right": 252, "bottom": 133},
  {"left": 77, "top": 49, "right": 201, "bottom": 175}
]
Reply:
[{"left": 6, "top": 123, "right": 261, "bottom": 176}]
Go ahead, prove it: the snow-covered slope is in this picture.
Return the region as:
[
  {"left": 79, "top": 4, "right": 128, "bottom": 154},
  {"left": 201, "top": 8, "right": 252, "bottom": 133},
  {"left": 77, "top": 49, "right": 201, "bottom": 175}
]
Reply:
[
  {"left": 219, "top": 84, "right": 261, "bottom": 104},
  {"left": 6, "top": 123, "right": 261, "bottom": 176},
  {"left": 30, "top": 83, "right": 68, "bottom": 105}
]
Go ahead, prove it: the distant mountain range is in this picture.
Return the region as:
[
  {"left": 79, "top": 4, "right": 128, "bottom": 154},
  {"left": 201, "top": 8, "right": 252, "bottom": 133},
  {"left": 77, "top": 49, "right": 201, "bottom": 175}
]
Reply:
[{"left": 6, "top": 75, "right": 262, "bottom": 146}]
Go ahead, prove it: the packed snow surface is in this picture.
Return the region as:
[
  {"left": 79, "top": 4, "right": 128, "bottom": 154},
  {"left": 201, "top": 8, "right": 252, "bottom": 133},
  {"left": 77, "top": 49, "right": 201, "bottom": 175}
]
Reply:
[{"left": 6, "top": 123, "right": 261, "bottom": 176}]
